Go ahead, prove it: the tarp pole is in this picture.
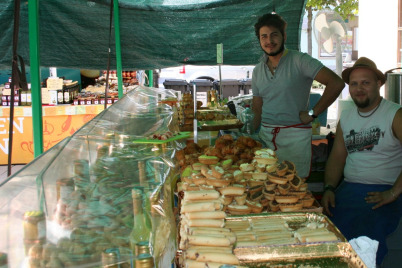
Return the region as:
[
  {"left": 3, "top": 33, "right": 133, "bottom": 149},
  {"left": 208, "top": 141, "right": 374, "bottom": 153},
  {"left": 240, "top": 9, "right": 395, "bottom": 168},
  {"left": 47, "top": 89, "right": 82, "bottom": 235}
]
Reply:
[
  {"left": 28, "top": 0, "right": 44, "bottom": 157},
  {"left": 146, "top": 70, "right": 153, "bottom": 87},
  {"left": 113, "top": 0, "right": 124, "bottom": 99}
]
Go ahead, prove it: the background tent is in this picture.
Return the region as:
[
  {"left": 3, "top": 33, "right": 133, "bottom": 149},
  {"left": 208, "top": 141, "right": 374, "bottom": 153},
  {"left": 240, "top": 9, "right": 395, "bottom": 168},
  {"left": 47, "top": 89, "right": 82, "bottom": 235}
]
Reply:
[{"left": 0, "top": 0, "right": 307, "bottom": 70}]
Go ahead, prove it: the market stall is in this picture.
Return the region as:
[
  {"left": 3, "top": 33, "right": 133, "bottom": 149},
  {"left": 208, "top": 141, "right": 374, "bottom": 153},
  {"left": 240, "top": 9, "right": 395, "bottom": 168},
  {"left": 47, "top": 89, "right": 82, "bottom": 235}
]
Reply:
[{"left": 0, "top": 86, "right": 368, "bottom": 268}]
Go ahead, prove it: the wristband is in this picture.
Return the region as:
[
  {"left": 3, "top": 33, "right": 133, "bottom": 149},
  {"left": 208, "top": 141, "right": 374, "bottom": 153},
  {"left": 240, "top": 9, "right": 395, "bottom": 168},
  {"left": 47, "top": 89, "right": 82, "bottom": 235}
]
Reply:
[
  {"left": 324, "top": 184, "right": 336, "bottom": 193},
  {"left": 390, "top": 189, "right": 398, "bottom": 200}
]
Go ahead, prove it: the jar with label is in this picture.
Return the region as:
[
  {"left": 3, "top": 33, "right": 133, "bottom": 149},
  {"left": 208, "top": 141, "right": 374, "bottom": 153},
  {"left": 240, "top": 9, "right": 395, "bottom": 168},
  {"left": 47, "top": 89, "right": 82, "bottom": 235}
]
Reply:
[
  {"left": 23, "top": 211, "right": 46, "bottom": 255},
  {"left": 135, "top": 253, "right": 154, "bottom": 268},
  {"left": 23, "top": 211, "right": 46, "bottom": 240},
  {"left": 56, "top": 178, "right": 74, "bottom": 202},
  {"left": 63, "top": 87, "right": 71, "bottom": 104},
  {"left": 57, "top": 89, "right": 63, "bottom": 104},
  {"left": 102, "top": 248, "right": 132, "bottom": 268},
  {"left": 134, "top": 241, "right": 150, "bottom": 256}
]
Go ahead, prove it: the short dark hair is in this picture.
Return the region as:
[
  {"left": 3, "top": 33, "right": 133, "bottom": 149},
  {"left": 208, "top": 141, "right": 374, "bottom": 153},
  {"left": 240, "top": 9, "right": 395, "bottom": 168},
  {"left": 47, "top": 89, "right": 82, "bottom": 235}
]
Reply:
[{"left": 254, "top": 13, "right": 287, "bottom": 39}]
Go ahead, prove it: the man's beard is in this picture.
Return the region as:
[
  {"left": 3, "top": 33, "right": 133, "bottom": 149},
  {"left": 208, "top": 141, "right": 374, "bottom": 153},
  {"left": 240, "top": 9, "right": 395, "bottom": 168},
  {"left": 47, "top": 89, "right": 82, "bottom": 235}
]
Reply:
[
  {"left": 353, "top": 97, "right": 370, "bottom": 108},
  {"left": 265, "top": 41, "right": 285, "bottom": 56}
]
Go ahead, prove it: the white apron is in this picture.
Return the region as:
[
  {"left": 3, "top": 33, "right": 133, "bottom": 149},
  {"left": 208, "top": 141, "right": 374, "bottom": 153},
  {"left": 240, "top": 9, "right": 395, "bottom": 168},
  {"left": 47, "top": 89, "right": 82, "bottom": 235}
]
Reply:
[{"left": 259, "top": 123, "right": 312, "bottom": 178}]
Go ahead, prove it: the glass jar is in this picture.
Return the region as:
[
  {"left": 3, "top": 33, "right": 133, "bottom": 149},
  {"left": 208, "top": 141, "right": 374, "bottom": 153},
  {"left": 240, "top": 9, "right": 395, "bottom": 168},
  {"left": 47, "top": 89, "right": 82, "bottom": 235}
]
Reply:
[{"left": 23, "top": 211, "right": 46, "bottom": 240}]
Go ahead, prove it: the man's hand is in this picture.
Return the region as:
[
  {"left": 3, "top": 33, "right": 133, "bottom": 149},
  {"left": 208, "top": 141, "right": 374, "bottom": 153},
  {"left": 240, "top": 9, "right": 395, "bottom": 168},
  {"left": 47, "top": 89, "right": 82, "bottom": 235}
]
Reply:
[
  {"left": 321, "top": 191, "right": 335, "bottom": 216},
  {"left": 365, "top": 189, "right": 398, "bottom": 209},
  {"left": 299, "top": 111, "right": 314, "bottom": 125}
]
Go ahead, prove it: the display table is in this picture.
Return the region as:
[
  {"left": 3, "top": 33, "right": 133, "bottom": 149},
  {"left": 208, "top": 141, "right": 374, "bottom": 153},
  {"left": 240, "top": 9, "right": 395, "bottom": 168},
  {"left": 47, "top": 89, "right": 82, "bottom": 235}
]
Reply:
[{"left": 0, "top": 104, "right": 106, "bottom": 164}]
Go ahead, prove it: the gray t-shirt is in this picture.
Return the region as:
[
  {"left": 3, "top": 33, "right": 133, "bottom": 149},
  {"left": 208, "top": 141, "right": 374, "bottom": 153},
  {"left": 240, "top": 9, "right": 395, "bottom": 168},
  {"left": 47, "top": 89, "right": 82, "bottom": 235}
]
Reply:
[
  {"left": 252, "top": 49, "right": 323, "bottom": 125},
  {"left": 341, "top": 98, "right": 402, "bottom": 185}
]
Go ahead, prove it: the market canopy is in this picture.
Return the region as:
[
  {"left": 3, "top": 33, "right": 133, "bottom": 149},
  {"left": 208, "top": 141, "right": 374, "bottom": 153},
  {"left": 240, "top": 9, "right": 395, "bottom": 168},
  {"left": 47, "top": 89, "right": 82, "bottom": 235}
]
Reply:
[{"left": 0, "top": 0, "right": 307, "bottom": 70}]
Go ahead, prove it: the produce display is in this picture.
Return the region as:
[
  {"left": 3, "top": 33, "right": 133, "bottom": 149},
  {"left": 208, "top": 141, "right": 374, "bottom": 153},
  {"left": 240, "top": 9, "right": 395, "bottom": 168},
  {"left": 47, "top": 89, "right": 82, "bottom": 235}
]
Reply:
[{"left": 178, "top": 92, "right": 242, "bottom": 131}]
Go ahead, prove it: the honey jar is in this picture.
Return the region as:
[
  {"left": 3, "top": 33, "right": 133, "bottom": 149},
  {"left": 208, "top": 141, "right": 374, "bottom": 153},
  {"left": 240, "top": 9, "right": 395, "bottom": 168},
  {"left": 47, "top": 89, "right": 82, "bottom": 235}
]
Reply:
[
  {"left": 23, "top": 211, "right": 46, "bottom": 240},
  {"left": 134, "top": 241, "right": 150, "bottom": 256},
  {"left": 135, "top": 253, "right": 154, "bottom": 268}
]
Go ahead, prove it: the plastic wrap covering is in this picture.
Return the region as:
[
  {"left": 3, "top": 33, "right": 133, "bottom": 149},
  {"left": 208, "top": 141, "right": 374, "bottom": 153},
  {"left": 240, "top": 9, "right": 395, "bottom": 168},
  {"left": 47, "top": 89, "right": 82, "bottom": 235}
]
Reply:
[{"left": 0, "top": 86, "right": 185, "bottom": 267}]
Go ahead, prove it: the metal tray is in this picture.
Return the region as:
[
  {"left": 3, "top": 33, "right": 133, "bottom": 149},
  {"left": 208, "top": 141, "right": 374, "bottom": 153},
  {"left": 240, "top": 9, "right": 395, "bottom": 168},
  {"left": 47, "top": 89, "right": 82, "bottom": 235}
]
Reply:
[
  {"left": 229, "top": 212, "right": 366, "bottom": 267},
  {"left": 236, "top": 243, "right": 366, "bottom": 267}
]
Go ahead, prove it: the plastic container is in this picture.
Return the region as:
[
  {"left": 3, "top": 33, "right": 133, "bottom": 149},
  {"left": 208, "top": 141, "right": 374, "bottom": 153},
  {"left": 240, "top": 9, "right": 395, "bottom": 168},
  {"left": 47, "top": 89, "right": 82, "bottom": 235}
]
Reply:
[
  {"left": 240, "top": 104, "right": 254, "bottom": 135},
  {"left": 163, "top": 79, "right": 189, "bottom": 93},
  {"left": 190, "top": 79, "right": 213, "bottom": 92},
  {"left": 213, "top": 79, "right": 242, "bottom": 99},
  {"left": 241, "top": 79, "right": 252, "bottom": 95}
]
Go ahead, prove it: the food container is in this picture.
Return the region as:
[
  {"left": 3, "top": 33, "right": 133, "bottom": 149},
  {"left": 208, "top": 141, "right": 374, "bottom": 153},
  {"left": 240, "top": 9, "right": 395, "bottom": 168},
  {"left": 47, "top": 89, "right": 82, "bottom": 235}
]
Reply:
[
  {"left": 23, "top": 211, "right": 46, "bottom": 240},
  {"left": 56, "top": 177, "right": 74, "bottom": 202}
]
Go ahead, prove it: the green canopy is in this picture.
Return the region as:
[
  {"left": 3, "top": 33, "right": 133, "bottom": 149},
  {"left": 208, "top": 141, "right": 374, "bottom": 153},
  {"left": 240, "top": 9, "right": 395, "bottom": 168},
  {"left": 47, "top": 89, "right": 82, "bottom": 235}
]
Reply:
[{"left": 0, "top": 0, "right": 307, "bottom": 70}]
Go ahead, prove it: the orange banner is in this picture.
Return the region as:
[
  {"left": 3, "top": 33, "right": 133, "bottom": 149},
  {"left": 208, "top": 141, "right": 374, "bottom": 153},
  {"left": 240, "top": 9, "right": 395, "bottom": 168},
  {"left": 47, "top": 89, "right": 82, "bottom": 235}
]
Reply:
[{"left": 0, "top": 105, "right": 104, "bottom": 164}]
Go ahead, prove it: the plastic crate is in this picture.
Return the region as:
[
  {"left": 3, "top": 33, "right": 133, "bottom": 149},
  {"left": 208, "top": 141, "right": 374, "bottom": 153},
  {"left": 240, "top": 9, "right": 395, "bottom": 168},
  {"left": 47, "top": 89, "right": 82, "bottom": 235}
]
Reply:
[
  {"left": 214, "top": 79, "right": 242, "bottom": 99},
  {"left": 163, "top": 79, "right": 190, "bottom": 93},
  {"left": 189, "top": 79, "right": 213, "bottom": 92},
  {"left": 240, "top": 79, "right": 252, "bottom": 95}
]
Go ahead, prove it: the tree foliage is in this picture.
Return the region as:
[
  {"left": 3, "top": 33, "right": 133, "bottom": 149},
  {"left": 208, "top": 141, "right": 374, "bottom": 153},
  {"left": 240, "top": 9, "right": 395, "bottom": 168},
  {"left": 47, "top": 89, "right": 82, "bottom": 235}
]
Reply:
[{"left": 306, "top": 0, "right": 358, "bottom": 20}]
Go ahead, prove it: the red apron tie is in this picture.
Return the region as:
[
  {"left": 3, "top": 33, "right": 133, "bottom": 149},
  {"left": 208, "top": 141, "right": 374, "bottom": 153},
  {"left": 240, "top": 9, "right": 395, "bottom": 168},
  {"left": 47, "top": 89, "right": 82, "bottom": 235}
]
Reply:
[{"left": 262, "top": 122, "right": 311, "bottom": 151}]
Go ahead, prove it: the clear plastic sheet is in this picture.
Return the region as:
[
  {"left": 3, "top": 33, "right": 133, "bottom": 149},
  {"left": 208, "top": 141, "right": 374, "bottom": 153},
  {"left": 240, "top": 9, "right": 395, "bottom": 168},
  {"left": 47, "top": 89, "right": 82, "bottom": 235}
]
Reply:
[{"left": 0, "top": 86, "right": 184, "bottom": 267}]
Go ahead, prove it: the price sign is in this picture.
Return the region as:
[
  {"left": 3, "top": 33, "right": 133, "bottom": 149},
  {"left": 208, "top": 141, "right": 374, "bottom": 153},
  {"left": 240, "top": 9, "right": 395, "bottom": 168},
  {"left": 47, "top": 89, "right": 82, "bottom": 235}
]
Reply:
[
  {"left": 217, "top": 43, "right": 223, "bottom": 64},
  {"left": 47, "top": 78, "right": 63, "bottom": 90}
]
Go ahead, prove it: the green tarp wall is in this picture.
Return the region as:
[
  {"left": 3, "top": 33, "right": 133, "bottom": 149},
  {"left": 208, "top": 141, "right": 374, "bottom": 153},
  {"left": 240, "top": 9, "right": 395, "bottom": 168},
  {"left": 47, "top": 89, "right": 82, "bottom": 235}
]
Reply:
[{"left": 0, "top": 0, "right": 307, "bottom": 71}]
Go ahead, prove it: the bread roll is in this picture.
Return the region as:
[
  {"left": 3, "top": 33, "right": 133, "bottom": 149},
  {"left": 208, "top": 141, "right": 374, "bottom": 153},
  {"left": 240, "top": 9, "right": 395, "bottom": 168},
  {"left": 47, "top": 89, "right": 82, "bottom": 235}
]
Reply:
[
  {"left": 183, "top": 190, "right": 220, "bottom": 201},
  {"left": 181, "top": 202, "right": 222, "bottom": 213},
  {"left": 274, "top": 195, "right": 299, "bottom": 204},
  {"left": 195, "top": 252, "right": 240, "bottom": 265},
  {"left": 187, "top": 219, "right": 225, "bottom": 228},
  {"left": 198, "top": 155, "right": 220, "bottom": 165},
  {"left": 185, "top": 211, "right": 226, "bottom": 220},
  {"left": 218, "top": 185, "right": 245, "bottom": 196},
  {"left": 188, "top": 235, "right": 231, "bottom": 247}
]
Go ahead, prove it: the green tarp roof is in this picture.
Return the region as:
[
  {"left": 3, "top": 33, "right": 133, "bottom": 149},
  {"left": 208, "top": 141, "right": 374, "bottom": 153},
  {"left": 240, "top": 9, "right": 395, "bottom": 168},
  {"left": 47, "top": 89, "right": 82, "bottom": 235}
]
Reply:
[{"left": 0, "top": 0, "right": 307, "bottom": 70}]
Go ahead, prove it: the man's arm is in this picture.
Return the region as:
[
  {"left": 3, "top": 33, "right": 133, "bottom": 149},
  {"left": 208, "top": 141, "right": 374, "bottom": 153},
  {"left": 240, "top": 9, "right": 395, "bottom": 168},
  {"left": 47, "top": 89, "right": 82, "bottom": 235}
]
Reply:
[
  {"left": 321, "top": 122, "right": 348, "bottom": 216},
  {"left": 252, "top": 96, "right": 263, "bottom": 132},
  {"left": 300, "top": 67, "right": 345, "bottom": 124},
  {"left": 366, "top": 108, "right": 402, "bottom": 209}
]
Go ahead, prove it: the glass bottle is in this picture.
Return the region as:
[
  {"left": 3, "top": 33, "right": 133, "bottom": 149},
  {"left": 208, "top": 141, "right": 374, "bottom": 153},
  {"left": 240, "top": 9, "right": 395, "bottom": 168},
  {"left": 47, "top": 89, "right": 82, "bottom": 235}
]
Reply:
[
  {"left": 129, "top": 188, "right": 151, "bottom": 253},
  {"left": 149, "top": 189, "right": 161, "bottom": 268},
  {"left": 241, "top": 104, "right": 255, "bottom": 135},
  {"left": 312, "top": 118, "right": 321, "bottom": 135}
]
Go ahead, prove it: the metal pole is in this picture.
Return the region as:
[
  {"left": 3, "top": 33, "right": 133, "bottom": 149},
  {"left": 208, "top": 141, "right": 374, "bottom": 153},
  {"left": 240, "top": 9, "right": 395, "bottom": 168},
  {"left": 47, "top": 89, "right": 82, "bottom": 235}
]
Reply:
[
  {"left": 28, "top": 0, "right": 44, "bottom": 157},
  {"left": 146, "top": 70, "right": 153, "bottom": 87},
  {"left": 113, "top": 0, "right": 124, "bottom": 99},
  {"left": 192, "top": 83, "right": 197, "bottom": 143}
]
